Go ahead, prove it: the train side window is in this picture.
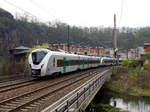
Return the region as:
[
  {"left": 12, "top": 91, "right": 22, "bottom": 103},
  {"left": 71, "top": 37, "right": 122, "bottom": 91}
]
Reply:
[
  {"left": 57, "top": 59, "right": 64, "bottom": 67},
  {"left": 53, "top": 58, "right": 55, "bottom": 67}
]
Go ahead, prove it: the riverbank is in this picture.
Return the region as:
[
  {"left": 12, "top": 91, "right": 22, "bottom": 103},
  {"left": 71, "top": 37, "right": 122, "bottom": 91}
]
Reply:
[
  {"left": 86, "top": 66, "right": 150, "bottom": 112},
  {"left": 106, "top": 67, "right": 150, "bottom": 98},
  {"left": 86, "top": 103, "right": 129, "bottom": 112},
  {"left": 86, "top": 86, "right": 130, "bottom": 112}
]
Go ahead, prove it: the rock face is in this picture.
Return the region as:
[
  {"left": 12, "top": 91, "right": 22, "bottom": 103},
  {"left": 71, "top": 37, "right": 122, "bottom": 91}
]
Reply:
[
  {"left": 0, "top": 8, "right": 15, "bottom": 57},
  {"left": 0, "top": 8, "right": 13, "bottom": 19}
]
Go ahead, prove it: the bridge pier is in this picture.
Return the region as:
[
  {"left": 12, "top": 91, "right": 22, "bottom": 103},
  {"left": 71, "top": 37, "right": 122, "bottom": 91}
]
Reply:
[{"left": 42, "top": 69, "right": 112, "bottom": 112}]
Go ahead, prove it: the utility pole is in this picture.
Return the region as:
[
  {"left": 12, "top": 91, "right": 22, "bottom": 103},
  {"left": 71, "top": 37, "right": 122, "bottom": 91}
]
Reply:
[
  {"left": 114, "top": 14, "right": 117, "bottom": 58},
  {"left": 97, "top": 47, "right": 100, "bottom": 56},
  {"left": 67, "top": 25, "right": 70, "bottom": 52},
  {"left": 126, "top": 31, "right": 129, "bottom": 59},
  {"left": 137, "top": 48, "right": 139, "bottom": 59},
  {"left": 126, "top": 48, "right": 128, "bottom": 59}
]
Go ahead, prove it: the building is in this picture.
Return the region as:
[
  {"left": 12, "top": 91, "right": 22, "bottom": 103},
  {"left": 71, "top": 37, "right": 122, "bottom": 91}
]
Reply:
[
  {"left": 136, "top": 46, "right": 144, "bottom": 59},
  {"left": 144, "top": 43, "right": 150, "bottom": 53},
  {"left": 50, "top": 44, "right": 105, "bottom": 56},
  {"left": 9, "top": 46, "right": 31, "bottom": 62},
  {"left": 104, "top": 48, "right": 114, "bottom": 57},
  {"left": 143, "top": 43, "right": 150, "bottom": 64}
]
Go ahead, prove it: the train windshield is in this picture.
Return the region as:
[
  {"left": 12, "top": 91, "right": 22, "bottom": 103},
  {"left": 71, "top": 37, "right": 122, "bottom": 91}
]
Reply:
[{"left": 32, "top": 51, "right": 47, "bottom": 65}]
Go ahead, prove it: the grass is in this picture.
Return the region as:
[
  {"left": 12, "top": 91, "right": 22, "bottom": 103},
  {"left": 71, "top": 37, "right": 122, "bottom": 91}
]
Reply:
[
  {"left": 119, "top": 110, "right": 130, "bottom": 112},
  {"left": 107, "top": 66, "right": 150, "bottom": 97},
  {"left": 110, "top": 81, "right": 121, "bottom": 92},
  {"left": 128, "top": 87, "right": 138, "bottom": 94},
  {"left": 96, "top": 103, "right": 114, "bottom": 109},
  {"left": 111, "top": 86, "right": 121, "bottom": 93},
  {"left": 107, "top": 73, "right": 136, "bottom": 94},
  {"left": 140, "top": 92, "right": 150, "bottom": 98},
  {"left": 95, "top": 104, "right": 129, "bottom": 112},
  {"left": 143, "top": 82, "right": 150, "bottom": 88}
]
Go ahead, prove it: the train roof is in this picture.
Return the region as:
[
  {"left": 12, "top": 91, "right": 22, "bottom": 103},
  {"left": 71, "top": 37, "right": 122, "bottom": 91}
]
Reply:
[
  {"left": 31, "top": 48, "right": 82, "bottom": 57},
  {"left": 101, "top": 57, "right": 117, "bottom": 60},
  {"left": 31, "top": 48, "right": 102, "bottom": 59}
]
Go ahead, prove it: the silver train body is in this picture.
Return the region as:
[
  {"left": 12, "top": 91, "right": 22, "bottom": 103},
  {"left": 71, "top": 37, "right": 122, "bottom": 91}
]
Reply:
[{"left": 28, "top": 48, "right": 119, "bottom": 77}]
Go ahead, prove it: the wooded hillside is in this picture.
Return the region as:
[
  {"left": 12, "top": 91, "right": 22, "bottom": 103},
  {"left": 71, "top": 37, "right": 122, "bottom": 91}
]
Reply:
[{"left": 0, "top": 8, "right": 150, "bottom": 57}]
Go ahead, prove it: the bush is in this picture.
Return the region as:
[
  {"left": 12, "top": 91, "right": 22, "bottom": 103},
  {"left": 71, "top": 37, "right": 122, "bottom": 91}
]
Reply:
[
  {"left": 122, "top": 60, "right": 128, "bottom": 67},
  {"left": 144, "top": 64, "right": 150, "bottom": 70},
  {"left": 1, "top": 58, "right": 12, "bottom": 75},
  {"left": 122, "top": 60, "right": 141, "bottom": 68},
  {"left": 129, "top": 60, "right": 140, "bottom": 68},
  {"left": 145, "top": 53, "right": 150, "bottom": 62}
]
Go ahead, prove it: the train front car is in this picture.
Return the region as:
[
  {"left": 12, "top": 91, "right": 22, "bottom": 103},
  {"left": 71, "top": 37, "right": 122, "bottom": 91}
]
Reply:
[{"left": 28, "top": 48, "right": 50, "bottom": 77}]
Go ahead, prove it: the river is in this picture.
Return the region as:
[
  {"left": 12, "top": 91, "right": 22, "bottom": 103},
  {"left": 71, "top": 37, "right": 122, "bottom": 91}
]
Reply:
[{"left": 87, "top": 86, "right": 150, "bottom": 112}]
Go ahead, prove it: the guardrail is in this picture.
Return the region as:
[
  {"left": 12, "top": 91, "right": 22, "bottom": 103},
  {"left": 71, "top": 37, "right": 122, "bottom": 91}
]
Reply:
[{"left": 42, "top": 69, "right": 112, "bottom": 112}]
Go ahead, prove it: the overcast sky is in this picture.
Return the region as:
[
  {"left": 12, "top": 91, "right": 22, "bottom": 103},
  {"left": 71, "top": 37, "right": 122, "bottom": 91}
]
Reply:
[{"left": 0, "top": 0, "right": 150, "bottom": 28}]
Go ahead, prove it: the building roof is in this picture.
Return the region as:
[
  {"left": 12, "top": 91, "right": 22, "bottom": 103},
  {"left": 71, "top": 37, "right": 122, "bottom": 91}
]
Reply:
[
  {"left": 14, "top": 50, "right": 30, "bottom": 55},
  {"left": 14, "top": 46, "right": 31, "bottom": 50},
  {"left": 144, "top": 43, "right": 150, "bottom": 46},
  {"left": 9, "top": 46, "right": 31, "bottom": 55},
  {"left": 137, "top": 46, "right": 144, "bottom": 51}
]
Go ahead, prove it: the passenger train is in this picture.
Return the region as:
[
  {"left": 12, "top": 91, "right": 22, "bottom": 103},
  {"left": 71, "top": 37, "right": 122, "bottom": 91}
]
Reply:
[{"left": 28, "top": 48, "right": 121, "bottom": 78}]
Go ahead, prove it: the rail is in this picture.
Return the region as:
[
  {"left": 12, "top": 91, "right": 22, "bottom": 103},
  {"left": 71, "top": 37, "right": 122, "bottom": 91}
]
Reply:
[{"left": 42, "top": 69, "right": 112, "bottom": 112}]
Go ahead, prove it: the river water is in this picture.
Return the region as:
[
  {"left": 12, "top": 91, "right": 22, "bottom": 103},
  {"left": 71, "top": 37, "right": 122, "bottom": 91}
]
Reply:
[
  {"left": 110, "top": 97, "right": 150, "bottom": 112},
  {"left": 91, "top": 87, "right": 150, "bottom": 112}
]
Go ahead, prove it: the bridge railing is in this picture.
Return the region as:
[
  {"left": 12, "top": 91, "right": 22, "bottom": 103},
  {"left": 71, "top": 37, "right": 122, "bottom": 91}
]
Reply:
[{"left": 43, "top": 69, "right": 112, "bottom": 112}]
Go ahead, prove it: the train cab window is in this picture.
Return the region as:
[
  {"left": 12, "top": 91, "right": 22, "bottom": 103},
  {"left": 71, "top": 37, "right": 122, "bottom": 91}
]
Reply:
[{"left": 32, "top": 51, "right": 47, "bottom": 65}]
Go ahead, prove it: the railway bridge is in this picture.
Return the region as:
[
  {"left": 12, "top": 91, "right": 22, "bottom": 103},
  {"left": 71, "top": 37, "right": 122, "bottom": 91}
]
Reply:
[
  {"left": 42, "top": 68, "right": 112, "bottom": 112},
  {"left": 0, "top": 67, "right": 112, "bottom": 112}
]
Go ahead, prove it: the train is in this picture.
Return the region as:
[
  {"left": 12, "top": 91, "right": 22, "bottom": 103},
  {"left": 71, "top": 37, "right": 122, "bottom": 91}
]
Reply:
[{"left": 28, "top": 48, "right": 122, "bottom": 78}]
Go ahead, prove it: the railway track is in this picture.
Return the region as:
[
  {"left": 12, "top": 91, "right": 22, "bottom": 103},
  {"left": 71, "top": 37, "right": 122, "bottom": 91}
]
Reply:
[
  {"left": 0, "top": 79, "right": 36, "bottom": 93},
  {"left": 0, "top": 76, "right": 34, "bottom": 88},
  {"left": 0, "top": 74, "right": 30, "bottom": 84},
  {"left": 0, "top": 68, "right": 96, "bottom": 93},
  {"left": 0, "top": 67, "right": 109, "bottom": 112},
  {"left": 0, "top": 69, "right": 99, "bottom": 102}
]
